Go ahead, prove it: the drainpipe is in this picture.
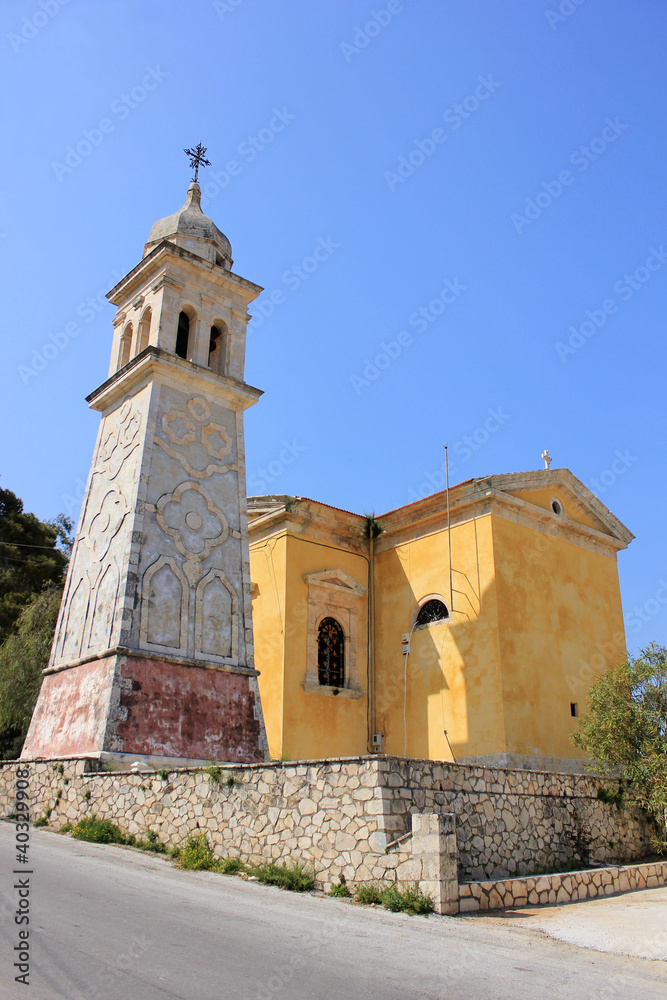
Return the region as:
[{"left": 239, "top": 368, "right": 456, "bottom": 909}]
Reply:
[{"left": 367, "top": 531, "right": 375, "bottom": 751}]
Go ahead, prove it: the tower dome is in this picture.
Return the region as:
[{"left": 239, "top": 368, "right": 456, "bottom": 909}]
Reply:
[{"left": 144, "top": 182, "right": 233, "bottom": 267}]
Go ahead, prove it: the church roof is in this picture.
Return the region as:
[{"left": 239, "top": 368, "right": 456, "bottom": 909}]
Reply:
[
  {"left": 248, "top": 468, "right": 634, "bottom": 551},
  {"left": 144, "top": 182, "right": 232, "bottom": 263}
]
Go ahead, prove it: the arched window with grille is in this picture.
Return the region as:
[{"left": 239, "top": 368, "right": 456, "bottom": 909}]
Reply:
[
  {"left": 317, "top": 617, "right": 345, "bottom": 688},
  {"left": 415, "top": 598, "right": 450, "bottom": 628}
]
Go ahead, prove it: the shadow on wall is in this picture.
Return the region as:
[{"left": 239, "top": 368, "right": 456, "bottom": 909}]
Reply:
[{"left": 374, "top": 539, "right": 501, "bottom": 761}]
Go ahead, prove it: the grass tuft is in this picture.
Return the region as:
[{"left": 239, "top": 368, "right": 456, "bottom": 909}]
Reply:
[
  {"left": 134, "top": 829, "right": 168, "bottom": 853},
  {"left": 175, "top": 834, "right": 219, "bottom": 871},
  {"left": 248, "top": 860, "right": 315, "bottom": 892},
  {"left": 328, "top": 881, "right": 351, "bottom": 897},
  {"left": 355, "top": 883, "right": 385, "bottom": 905},
  {"left": 218, "top": 856, "right": 244, "bottom": 875},
  {"left": 381, "top": 883, "right": 434, "bottom": 915}
]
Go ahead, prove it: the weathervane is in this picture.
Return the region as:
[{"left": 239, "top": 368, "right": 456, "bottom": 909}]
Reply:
[{"left": 184, "top": 141, "right": 211, "bottom": 183}]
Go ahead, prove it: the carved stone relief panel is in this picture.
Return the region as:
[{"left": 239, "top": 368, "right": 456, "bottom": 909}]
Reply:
[
  {"left": 155, "top": 393, "right": 234, "bottom": 479},
  {"left": 134, "top": 385, "right": 245, "bottom": 663},
  {"left": 51, "top": 392, "right": 147, "bottom": 666},
  {"left": 87, "top": 562, "right": 119, "bottom": 651},
  {"left": 59, "top": 575, "right": 90, "bottom": 663},
  {"left": 194, "top": 568, "right": 239, "bottom": 663},
  {"left": 140, "top": 556, "right": 189, "bottom": 654}
]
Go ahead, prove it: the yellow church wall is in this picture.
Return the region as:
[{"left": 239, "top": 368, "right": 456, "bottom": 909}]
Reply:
[
  {"left": 490, "top": 515, "right": 627, "bottom": 761},
  {"left": 248, "top": 533, "right": 288, "bottom": 760},
  {"left": 373, "top": 513, "right": 507, "bottom": 761},
  {"left": 278, "top": 532, "right": 369, "bottom": 760}
]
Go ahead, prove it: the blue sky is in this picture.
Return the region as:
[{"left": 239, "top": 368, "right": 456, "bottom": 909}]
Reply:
[{"left": 1, "top": 0, "right": 665, "bottom": 649}]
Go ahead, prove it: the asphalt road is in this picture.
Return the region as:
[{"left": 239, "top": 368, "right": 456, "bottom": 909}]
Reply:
[{"left": 0, "top": 823, "right": 665, "bottom": 1000}]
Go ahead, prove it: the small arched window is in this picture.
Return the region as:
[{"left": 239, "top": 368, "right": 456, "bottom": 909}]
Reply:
[
  {"left": 137, "top": 308, "right": 151, "bottom": 354},
  {"left": 118, "top": 324, "right": 132, "bottom": 368},
  {"left": 175, "top": 311, "right": 190, "bottom": 359},
  {"left": 415, "top": 599, "right": 450, "bottom": 628},
  {"left": 208, "top": 325, "right": 222, "bottom": 371},
  {"left": 317, "top": 617, "right": 345, "bottom": 688}
]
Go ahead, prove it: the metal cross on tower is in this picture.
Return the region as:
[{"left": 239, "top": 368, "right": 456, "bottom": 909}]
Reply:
[{"left": 184, "top": 142, "right": 211, "bottom": 183}]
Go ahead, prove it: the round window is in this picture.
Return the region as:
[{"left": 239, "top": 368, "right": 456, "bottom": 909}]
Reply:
[{"left": 551, "top": 499, "right": 562, "bottom": 516}]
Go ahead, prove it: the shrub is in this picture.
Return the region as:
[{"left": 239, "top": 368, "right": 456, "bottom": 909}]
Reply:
[
  {"left": 225, "top": 775, "right": 236, "bottom": 788},
  {"left": 154, "top": 768, "right": 170, "bottom": 781},
  {"left": 60, "top": 823, "right": 72, "bottom": 833},
  {"left": 83, "top": 789, "right": 91, "bottom": 801},
  {"left": 176, "top": 834, "right": 219, "bottom": 871},
  {"left": 249, "top": 860, "right": 315, "bottom": 892},
  {"left": 598, "top": 784, "right": 625, "bottom": 809},
  {"left": 218, "top": 856, "right": 244, "bottom": 875},
  {"left": 356, "top": 883, "right": 385, "bottom": 905},
  {"left": 72, "top": 817, "right": 127, "bottom": 845},
  {"left": 34, "top": 816, "right": 48, "bottom": 827},
  {"left": 381, "top": 883, "right": 434, "bottom": 916},
  {"left": 328, "top": 881, "right": 351, "bottom": 897},
  {"left": 204, "top": 765, "right": 222, "bottom": 783}
]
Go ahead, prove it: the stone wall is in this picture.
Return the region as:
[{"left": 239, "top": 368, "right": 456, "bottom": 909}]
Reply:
[
  {"left": 373, "top": 757, "right": 654, "bottom": 880},
  {"left": 0, "top": 755, "right": 656, "bottom": 894},
  {"left": 460, "top": 859, "right": 667, "bottom": 912}
]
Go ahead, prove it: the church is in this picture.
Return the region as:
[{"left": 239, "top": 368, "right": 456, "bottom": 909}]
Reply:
[
  {"left": 248, "top": 474, "right": 632, "bottom": 773},
  {"left": 22, "top": 160, "right": 633, "bottom": 774}
]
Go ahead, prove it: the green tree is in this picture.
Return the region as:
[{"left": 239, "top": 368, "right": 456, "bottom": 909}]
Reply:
[
  {"left": 0, "top": 586, "right": 62, "bottom": 758},
  {"left": 0, "top": 488, "right": 70, "bottom": 643},
  {"left": 571, "top": 643, "right": 667, "bottom": 849}
]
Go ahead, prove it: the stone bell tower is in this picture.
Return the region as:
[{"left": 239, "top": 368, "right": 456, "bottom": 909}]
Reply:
[{"left": 23, "top": 171, "right": 267, "bottom": 764}]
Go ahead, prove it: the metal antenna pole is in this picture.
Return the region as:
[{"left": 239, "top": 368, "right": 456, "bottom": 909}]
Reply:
[{"left": 445, "top": 444, "right": 453, "bottom": 614}]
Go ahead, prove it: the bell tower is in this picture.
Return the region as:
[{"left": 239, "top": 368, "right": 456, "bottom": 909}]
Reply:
[{"left": 23, "top": 169, "right": 268, "bottom": 764}]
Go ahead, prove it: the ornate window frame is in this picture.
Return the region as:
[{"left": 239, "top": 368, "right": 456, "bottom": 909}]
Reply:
[{"left": 303, "top": 569, "right": 366, "bottom": 698}]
